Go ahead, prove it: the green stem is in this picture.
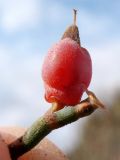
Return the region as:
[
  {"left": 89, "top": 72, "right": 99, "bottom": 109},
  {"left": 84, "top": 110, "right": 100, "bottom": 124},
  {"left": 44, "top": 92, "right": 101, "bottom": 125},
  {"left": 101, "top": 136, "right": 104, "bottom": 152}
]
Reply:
[{"left": 8, "top": 91, "right": 103, "bottom": 160}]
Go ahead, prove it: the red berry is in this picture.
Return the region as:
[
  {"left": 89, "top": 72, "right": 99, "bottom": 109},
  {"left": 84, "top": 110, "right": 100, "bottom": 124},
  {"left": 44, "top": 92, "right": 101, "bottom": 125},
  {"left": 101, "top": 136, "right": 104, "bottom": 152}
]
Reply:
[{"left": 42, "top": 38, "right": 92, "bottom": 105}]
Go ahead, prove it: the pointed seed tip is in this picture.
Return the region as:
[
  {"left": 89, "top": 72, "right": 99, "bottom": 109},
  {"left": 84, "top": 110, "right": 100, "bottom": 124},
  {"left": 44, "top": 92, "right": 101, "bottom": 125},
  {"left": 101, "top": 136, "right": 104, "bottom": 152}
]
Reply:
[{"left": 73, "top": 9, "right": 77, "bottom": 26}]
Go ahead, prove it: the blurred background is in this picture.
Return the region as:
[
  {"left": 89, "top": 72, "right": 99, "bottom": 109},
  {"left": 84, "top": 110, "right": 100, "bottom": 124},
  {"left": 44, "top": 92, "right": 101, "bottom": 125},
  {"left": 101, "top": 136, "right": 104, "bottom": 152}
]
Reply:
[{"left": 0, "top": 0, "right": 120, "bottom": 159}]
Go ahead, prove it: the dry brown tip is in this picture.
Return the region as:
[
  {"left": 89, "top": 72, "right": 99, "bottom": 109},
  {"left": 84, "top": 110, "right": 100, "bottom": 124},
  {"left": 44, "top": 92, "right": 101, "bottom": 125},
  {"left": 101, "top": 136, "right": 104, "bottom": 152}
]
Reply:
[
  {"left": 61, "top": 9, "right": 80, "bottom": 46},
  {"left": 73, "top": 9, "right": 77, "bottom": 25},
  {"left": 86, "top": 89, "right": 106, "bottom": 109}
]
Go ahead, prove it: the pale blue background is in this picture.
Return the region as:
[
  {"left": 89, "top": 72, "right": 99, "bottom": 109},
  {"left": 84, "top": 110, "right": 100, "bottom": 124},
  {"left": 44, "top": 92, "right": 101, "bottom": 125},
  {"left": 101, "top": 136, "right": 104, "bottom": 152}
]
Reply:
[{"left": 0, "top": 0, "right": 120, "bottom": 154}]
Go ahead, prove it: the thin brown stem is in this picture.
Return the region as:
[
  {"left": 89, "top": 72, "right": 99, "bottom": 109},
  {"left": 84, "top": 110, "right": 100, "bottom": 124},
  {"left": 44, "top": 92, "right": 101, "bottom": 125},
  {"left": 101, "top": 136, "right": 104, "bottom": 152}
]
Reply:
[{"left": 73, "top": 9, "right": 77, "bottom": 25}]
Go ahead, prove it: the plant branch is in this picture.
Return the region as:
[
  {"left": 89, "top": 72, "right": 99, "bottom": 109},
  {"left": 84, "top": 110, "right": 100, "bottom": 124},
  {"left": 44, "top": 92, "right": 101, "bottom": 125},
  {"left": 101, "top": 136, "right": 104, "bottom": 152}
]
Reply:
[{"left": 8, "top": 91, "right": 104, "bottom": 160}]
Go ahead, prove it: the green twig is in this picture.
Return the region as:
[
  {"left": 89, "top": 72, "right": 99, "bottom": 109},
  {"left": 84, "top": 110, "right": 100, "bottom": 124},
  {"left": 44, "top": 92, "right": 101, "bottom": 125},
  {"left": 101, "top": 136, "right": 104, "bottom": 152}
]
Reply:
[{"left": 8, "top": 91, "right": 104, "bottom": 160}]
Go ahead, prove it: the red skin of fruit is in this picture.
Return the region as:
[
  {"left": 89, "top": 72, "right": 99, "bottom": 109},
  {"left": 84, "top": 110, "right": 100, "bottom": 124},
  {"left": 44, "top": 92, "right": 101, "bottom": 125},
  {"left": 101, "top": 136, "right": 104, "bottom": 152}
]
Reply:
[{"left": 42, "top": 38, "right": 92, "bottom": 106}]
